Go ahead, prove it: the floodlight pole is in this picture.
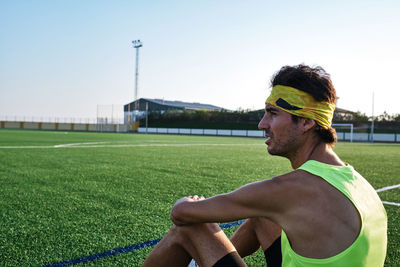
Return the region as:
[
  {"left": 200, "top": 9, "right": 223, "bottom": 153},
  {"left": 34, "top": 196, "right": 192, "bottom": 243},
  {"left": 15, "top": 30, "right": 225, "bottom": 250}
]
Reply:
[
  {"left": 145, "top": 102, "right": 148, "bottom": 133},
  {"left": 131, "top": 40, "right": 142, "bottom": 126},
  {"left": 370, "top": 91, "right": 375, "bottom": 143},
  {"left": 132, "top": 40, "right": 142, "bottom": 100}
]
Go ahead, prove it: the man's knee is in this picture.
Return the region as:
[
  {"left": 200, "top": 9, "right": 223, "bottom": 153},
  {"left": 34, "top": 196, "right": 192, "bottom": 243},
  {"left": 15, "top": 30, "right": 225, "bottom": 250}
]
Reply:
[
  {"left": 171, "top": 223, "right": 221, "bottom": 244},
  {"left": 170, "top": 223, "right": 234, "bottom": 266},
  {"left": 248, "top": 218, "right": 281, "bottom": 235},
  {"left": 244, "top": 218, "right": 282, "bottom": 266},
  {"left": 245, "top": 217, "right": 281, "bottom": 250}
]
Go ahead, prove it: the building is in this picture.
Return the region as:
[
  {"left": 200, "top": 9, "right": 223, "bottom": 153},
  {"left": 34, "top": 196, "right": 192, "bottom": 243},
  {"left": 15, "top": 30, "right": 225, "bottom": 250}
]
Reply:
[
  {"left": 124, "top": 98, "right": 227, "bottom": 124},
  {"left": 124, "top": 98, "right": 226, "bottom": 112},
  {"left": 335, "top": 107, "right": 354, "bottom": 115}
]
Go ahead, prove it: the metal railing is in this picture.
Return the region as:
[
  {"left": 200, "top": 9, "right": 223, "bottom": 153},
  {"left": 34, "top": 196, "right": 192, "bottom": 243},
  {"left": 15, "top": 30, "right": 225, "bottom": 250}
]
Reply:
[
  {"left": 138, "top": 127, "right": 400, "bottom": 143},
  {"left": 0, "top": 116, "right": 124, "bottom": 124}
]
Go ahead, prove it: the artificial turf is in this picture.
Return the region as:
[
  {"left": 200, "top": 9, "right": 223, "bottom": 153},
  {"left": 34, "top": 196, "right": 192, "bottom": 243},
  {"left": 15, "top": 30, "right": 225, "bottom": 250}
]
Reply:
[{"left": 0, "top": 129, "right": 398, "bottom": 266}]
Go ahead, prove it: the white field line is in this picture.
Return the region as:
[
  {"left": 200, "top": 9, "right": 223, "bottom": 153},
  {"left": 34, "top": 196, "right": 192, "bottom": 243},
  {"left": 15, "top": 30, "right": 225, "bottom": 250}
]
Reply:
[
  {"left": 2, "top": 140, "right": 400, "bottom": 206},
  {"left": 53, "top": 142, "right": 107, "bottom": 148},
  {"left": 375, "top": 184, "right": 400, "bottom": 207},
  {"left": 0, "top": 143, "right": 261, "bottom": 149},
  {"left": 0, "top": 145, "right": 56, "bottom": 149},
  {"left": 381, "top": 201, "right": 400, "bottom": 207},
  {"left": 63, "top": 143, "right": 261, "bottom": 148},
  {"left": 375, "top": 184, "right": 400, "bottom": 193}
]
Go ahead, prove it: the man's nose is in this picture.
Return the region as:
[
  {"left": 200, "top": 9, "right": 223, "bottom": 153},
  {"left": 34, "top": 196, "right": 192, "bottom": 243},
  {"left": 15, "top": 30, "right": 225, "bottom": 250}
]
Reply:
[{"left": 258, "top": 114, "right": 269, "bottom": 130}]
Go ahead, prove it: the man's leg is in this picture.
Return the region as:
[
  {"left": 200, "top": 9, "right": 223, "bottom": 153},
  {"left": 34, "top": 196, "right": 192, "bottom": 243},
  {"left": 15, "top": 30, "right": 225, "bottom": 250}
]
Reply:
[
  {"left": 142, "top": 223, "right": 246, "bottom": 267},
  {"left": 230, "top": 218, "right": 282, "bottom": 264}
]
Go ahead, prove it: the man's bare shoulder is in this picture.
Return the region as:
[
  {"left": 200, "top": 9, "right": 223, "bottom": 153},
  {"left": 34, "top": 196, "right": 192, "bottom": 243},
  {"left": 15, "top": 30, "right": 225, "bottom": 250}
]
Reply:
[
  {"left": 244, "top": 170, "right": 323, "bottom": 217},
  {"left": 275, "top": 168, "right": 347, "bottom": 198},
  {"left": 266, "top": 169, "right": 323, "bottom": 193}
]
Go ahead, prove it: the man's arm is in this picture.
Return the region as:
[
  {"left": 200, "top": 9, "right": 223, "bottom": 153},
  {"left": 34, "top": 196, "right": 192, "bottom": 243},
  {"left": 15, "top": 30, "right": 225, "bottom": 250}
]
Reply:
[{"left": 170, "top": 175, "right": 296, "bottom": 226}]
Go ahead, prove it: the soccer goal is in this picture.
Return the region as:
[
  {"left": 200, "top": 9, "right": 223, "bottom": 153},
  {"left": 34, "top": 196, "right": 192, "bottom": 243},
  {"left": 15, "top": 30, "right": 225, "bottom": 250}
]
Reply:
[
  {"left": 96, "top": 104, "right": 124, "bottom": 132},
  {"left": 332, "top": 123, "right": 354, "bottom": 142}
]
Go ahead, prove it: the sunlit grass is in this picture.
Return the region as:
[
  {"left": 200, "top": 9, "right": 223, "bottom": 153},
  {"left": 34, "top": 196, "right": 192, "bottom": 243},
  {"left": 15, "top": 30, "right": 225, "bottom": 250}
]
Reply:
[{"left": 0, "top": 129, "right": 398, "bottom": 266}]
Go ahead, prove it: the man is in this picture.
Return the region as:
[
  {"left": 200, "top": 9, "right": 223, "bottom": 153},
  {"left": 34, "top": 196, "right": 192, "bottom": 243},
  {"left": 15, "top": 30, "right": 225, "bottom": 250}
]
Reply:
[{"left": 142, "top": 64, "right": 387, "bottom": 267}]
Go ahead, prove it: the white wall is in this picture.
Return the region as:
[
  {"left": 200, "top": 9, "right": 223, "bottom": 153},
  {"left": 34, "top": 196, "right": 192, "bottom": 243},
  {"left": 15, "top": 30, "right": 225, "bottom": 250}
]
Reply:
[
  {"left": 1, "top": 121, "right": 129, "bottom": 133},
  {"left": 137, "top": 127, "right": 400, "bottom": 143}
]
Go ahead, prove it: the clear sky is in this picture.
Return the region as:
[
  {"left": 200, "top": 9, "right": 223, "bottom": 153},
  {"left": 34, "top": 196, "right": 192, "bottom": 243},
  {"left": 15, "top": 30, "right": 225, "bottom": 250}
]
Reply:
[{"left": 1, "top": 0, "right": 399, "bottom": 119}]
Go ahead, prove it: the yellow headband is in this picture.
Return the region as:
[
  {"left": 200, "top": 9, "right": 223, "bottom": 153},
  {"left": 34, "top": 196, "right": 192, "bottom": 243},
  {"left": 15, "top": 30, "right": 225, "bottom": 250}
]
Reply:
[{"left": 265, "top": 85, "right": 335, "bottom": 129}]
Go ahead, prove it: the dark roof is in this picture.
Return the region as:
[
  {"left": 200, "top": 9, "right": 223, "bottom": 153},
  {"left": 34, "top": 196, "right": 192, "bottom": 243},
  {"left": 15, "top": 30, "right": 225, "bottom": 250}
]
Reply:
[
  {"left": 146, "top": 98, "right": 224, "bottom": 111},
  {"left": 124, "top": 98, "right": 226, "bottom": 111},
  {"left": 335, "top": 107, "right": 354, "bottom": 114}
]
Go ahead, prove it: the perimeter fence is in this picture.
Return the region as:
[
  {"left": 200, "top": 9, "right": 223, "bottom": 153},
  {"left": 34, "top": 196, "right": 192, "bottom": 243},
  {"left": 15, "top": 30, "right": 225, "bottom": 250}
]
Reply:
[
  {"left": 0, "top": 115, "right": 123, "bottom": 124},
  {"left": 138, "top": 127, "right": 400, "bottom": 143},
  {"left": 1, "top": 116, "right": 399, "bottom": 142}
]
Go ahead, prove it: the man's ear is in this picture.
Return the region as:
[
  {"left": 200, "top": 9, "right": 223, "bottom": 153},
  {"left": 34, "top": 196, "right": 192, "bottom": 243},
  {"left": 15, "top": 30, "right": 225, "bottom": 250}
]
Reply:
[{"left": 301, "top": 118, "right": 316, "bottom": 133}]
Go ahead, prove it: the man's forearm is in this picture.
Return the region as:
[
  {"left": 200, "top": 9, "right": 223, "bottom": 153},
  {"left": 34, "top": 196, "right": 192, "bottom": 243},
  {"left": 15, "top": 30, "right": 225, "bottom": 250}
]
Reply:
[{"left": 170, "top": 196, "right": 205, "bottom": 225}]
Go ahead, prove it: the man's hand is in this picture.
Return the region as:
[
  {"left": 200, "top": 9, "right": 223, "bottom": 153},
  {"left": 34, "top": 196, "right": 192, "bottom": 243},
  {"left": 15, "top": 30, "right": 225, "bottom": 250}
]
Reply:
[
  {"left": 175, "top": 195, "right": 205, "bottom": 205},
  {"left": 171, "top": 195, "right": 205, "bottom": 225}
]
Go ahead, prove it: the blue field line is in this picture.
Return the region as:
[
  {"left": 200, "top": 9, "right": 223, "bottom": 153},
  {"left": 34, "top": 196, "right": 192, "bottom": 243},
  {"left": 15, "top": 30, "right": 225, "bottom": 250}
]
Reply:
[{"left": 44, "top": 220, "right": 245, "bottom": 266}]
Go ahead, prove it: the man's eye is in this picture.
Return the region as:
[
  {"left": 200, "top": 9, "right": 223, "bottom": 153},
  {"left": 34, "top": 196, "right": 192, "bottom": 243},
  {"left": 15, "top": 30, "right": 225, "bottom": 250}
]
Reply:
[{"left": 265, "top": 108, "right": 277, "bottom": 116}]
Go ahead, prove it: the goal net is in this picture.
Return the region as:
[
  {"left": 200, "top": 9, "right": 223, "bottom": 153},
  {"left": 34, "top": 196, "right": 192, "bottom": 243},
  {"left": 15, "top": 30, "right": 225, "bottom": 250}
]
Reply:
[
  {"left": 332, "top": 123, "right": 354, "bottom": 142},
  {"left": 96, "top": 104, "right": 124, "bottom": 124}
]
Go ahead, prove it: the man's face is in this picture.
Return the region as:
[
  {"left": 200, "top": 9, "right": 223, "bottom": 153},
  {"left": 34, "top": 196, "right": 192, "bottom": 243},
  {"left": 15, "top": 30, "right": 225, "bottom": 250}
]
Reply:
[{"left": 258, "top": 104, "right": 303, "bottom": 157}]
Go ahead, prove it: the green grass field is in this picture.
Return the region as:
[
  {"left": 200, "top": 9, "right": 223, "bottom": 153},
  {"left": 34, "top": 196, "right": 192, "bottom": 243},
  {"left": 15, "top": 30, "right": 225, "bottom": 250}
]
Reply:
[{"left": 0, "top": 129, "right": 399, "bottom": 266}]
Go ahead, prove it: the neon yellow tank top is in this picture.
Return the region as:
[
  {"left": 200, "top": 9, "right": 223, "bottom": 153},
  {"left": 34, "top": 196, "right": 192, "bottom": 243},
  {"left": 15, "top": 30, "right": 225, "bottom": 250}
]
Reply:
[{"left": 281, "top": 160, "right": 387, "bottom": 267}]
